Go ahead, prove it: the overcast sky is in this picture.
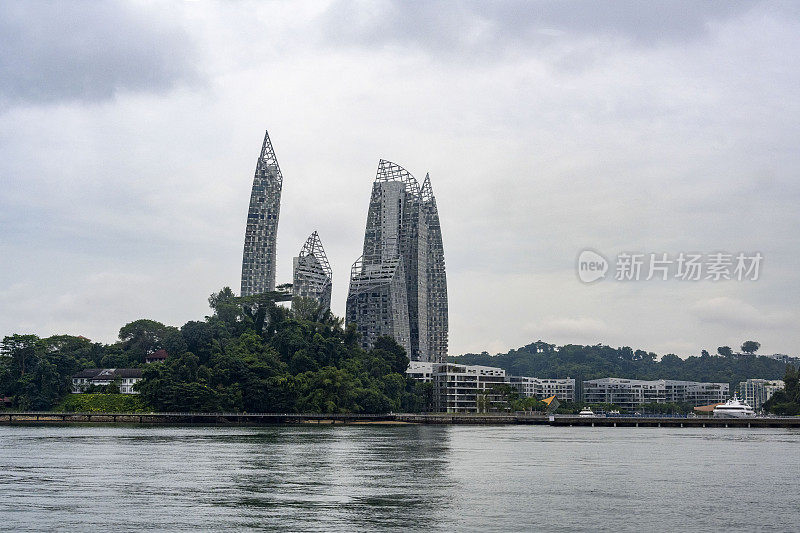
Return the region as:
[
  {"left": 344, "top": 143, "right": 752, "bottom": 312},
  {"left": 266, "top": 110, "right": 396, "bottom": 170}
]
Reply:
[{"left": 2, "top": 1, "right": 799, "bottom": 358}]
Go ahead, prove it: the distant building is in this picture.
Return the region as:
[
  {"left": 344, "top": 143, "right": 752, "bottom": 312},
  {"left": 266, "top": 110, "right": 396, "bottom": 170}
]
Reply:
[
  {"left": 292, "top": 231, "right": 332, "bottom": 311},
  {"left": 407, "top": 361, "right": 435, "bottom": 382},
  {"left": 763, "top": 353, "right": 800, "bottom": 364},
  {"left": 739, "top": 379, "right": 784, "bottom": 410},
  {"left": 507, "top": 376, "right": 576, "bottom": 402},
  {"left": 145, "top": 349, "right": 168, "bottom": 364},
  {"left": 582, "top": 378, "right": 729, "bottom": 410},
  {"left": 407, "top": 362, "right": 575, "bottom": 412},
  {"left": 72, "top": 369, "right": 143, "bottom": 394},
  {"left": 431, "top": 363, "right": 507, "bottom": 412}
]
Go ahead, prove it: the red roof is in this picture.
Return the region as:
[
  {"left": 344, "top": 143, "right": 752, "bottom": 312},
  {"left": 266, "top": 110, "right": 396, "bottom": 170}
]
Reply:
[{"left": 146, "top": 349, "right": 168, "bottom": 360}]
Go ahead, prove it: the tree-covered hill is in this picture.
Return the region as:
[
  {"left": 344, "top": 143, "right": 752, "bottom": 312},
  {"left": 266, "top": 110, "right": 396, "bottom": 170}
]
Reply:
[
  {"left": 1, "top": 288, "right": 432, "bottom": 413},
  {"left": 453, "top": 341, "right": 788, "bottom": 392}
]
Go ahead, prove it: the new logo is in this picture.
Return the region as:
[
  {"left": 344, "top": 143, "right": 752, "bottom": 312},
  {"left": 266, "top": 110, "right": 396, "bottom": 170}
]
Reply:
[{"left": 577, "top": 249, "right": 608, "bottom": 283}]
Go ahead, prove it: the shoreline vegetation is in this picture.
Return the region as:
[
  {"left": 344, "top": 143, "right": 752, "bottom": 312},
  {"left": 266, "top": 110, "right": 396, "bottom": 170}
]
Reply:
[
  {"left": 2, "top": 288, "right": 431, "bottom": 415},
  {"left": 453, "top": 342, "right": 789, "bottom": 394},
  {"left": 2, "top": 287, "right": 799, "bottom": 416}
]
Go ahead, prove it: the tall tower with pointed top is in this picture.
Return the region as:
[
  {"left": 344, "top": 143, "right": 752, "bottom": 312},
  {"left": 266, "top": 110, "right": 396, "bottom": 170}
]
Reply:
[
  {"left": 347, "top": 160, "right": 448, "bottom": 362},
  {"left": 421, "top": 173, "right": 448, "bottom": 362},
  {"left": 241, "top": 130, "right": 283, "bottom": 296},
  {"left": 292, "top": 231, "right": 332, "bottom": 310}
]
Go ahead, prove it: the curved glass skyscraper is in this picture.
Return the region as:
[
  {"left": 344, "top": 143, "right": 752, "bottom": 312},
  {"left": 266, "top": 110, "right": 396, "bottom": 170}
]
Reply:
[
  {"left": 421, "top": 173, "right": 448, "bottom": 363},
  {"left": 241, "top": 130, "right": 283, "bottom": 296},
  {"left": 347, "top": 160, "right": 448, "bottom": 362}
]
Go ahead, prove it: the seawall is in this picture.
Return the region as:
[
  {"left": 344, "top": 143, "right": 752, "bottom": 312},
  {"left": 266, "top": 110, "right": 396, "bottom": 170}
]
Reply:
[{"left": 2, "top": 412, "right": 800, "bottom": 428}]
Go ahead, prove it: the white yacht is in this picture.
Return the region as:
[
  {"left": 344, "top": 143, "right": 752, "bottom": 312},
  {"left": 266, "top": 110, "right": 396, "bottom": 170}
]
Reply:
[
  {"left": 713, "top": 396, "right": 755, "bottom": 418},
  {"left": 578, "top": 407, "right": 595, "bottom": 418}
]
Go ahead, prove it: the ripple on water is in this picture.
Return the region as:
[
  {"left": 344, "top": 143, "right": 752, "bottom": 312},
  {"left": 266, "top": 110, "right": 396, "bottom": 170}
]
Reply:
[{"left": 0, "top": 425, "right": 798, "bottom": 531}]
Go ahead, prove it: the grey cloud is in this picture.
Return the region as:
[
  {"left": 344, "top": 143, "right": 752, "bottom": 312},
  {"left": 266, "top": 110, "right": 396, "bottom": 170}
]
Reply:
[
  {"left": 691, "top": 297, "right": 793, "bottom": 330},
  {"left": 2, "top": 1, "right": 799, "bottom": 357},
  {"left": 318, "top": 0, "right": 758, "bottom": 58},
  {"left": 0, "top": 2, "right": 199, "bottom": 106},
  {"left": 527, "top": 316, "right": 610, "bottom": 344}
]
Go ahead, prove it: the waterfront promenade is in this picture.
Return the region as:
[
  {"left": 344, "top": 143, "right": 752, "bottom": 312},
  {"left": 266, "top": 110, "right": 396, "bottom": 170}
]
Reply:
[{"left": 2, "top": 411, "right": 800, "bottom": 428}]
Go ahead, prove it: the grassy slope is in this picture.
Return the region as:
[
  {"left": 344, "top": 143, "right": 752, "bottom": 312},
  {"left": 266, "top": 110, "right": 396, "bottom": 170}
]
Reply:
[{"left": 54, "top": 394, "right": 152, "bottom": 412}]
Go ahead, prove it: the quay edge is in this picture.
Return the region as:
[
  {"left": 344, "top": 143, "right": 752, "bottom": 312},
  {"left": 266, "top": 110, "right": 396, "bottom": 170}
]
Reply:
[{"left": 1, "top": 412, "right": 800, "bottom": 428}]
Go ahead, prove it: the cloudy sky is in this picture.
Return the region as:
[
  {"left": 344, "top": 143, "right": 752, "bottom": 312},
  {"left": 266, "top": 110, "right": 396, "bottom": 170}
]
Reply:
[{"left": 2, "top": 1, "right": 799, "bottom": 357}]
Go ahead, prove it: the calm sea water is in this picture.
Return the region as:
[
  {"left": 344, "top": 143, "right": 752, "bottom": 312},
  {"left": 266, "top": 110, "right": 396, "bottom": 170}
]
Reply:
[{"left": 1, "top": 424, "right": 798, "bottom": 532}]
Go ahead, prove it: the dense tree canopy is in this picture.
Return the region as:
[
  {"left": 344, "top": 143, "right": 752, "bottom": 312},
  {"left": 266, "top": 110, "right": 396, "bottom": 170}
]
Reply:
[
  {"left": 135, "top": 287, "right": 428, "bottom": 413},
  {"left": 764, "top": 365, "right": 799, "bottom": 415},
  {"left": 0, "top": 334, "right": 95, "bottom": 410},
  {"left": 1, "top": 287, "right": 430, "bottom": 413}
]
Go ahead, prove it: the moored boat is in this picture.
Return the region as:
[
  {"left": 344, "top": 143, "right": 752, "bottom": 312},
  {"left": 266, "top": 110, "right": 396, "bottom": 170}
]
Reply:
[{"left": 713, "top": 395, "right": 755, "bottom": 418}]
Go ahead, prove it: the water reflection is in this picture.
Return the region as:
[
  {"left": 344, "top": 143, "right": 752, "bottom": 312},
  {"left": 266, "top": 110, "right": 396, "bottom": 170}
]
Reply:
[
  {"left": 0, "top": 424, "right": 454, "bottom": 531},
  {"left": 228, "top": 425, "right": 453, "bottom": 531},
  {"left": 1, "top": 424, "right": 799, "bottom": 531}
]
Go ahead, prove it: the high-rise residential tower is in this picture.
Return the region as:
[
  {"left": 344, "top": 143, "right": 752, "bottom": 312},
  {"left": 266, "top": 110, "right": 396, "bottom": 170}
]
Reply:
[
  {"left": 292, "top": 231, "right": 332, "bottom": 310},
  {"left": 346, "top": 160, "right": 448, "bottom": 362},
  {"left": 241, "top": 130, "right": 283, "bottom": 296},
  {"left": 421, "top": 173, "right": 448, "bottom": 362}
]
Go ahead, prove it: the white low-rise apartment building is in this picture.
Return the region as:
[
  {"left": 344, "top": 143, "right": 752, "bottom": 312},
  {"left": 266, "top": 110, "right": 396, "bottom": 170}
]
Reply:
[
  {"left": 582, "top": 377, "right": 729, "bottom": 410},
  {"left": 407, "top": 361, "right": 436, "bottom": 383},
  {"left": 72, "top": 368, "right": 144, "bottom": 394},
  {"left": 407, "top": 362, "right": 575, "bottom": 412},
  {"left": 432, "top": 363, "right": 507, "bottom": 412},
  {"left": 739, "top": 379, "right": 784, "bottom": 410},
  {"left": 506, "top": 376, "right": 575, "bottom": 402}
]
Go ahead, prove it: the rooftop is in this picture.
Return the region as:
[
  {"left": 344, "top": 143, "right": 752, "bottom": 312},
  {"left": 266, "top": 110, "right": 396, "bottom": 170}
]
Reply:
[
  {"left": 146, "top": 349, "right": 168, "bottom": 361},
  {"left": 72, "top": 368, "right": 143, "bottom": 380}
]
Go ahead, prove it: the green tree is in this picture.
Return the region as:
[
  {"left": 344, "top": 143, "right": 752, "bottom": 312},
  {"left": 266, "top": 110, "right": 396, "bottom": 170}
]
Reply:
[
  {"left": 118, "top": 319, "right": 186, "bottom": 363},
  {"left": 1, "top": 334, "right": 40, "bottom": 377},
  {"left": 764, "top": 366, "right": 799, "bottom": 415},
  {"left": 181, "top": 321, "right": 214, "bottom": 363},
  {"left": 371, "top": 336, "right": 410, "bottom": 375},
  {"left": 104, "top": 378, "right": 121, "bottom": 394},
  {"left": 741, "top": 340, "right": 761, "bottom": 356},
  {"left": 785, "top": 365, "right": 799, "bottom": 402},
  {"left": 489, "top": 384, "right": 519, "bottom": 412},
  {"left": 510, "top": 396, "right": 546, "bottom": 412},
  {"left": 476, "top": 393, "right": 489, "bottom": 414},
  {"left": 291, "top": 296, "right": 326, "bottom": 322},
  {"left": 1, "top": 334, "right": 85, "bottom": 410},
  {"left": 208, "top": 287, "right": 245, "bottom": 335}
]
